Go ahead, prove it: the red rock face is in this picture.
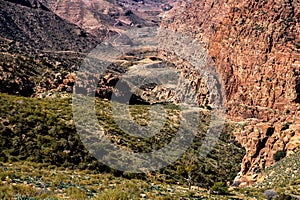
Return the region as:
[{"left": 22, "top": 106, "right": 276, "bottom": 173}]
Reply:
[{"left": 163, "top": 0, "right": 300, "bottom": 179}]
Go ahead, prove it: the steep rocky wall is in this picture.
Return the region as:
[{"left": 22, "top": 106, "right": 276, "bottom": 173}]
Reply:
[{"left": 162, "top": 0, "right": 300, "bottom": 181}]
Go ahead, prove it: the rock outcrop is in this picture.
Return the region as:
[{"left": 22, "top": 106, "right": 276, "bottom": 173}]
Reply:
[{"left": 162, "top": 0, "right": 300, "bottom": 181}]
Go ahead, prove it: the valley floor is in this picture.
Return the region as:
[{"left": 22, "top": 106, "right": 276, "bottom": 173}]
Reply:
[{"left": 0, "top": 161, "right": 262, "bottom": 200}]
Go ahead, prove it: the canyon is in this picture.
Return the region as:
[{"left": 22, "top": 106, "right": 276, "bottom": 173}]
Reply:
[{"left": 0, "top": 0, "right": 299, "bottom": 192}]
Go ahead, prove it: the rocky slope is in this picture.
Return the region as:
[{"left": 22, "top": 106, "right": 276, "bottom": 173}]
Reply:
[
  {"left": 5, "top": 0, "right": 50, "bottom": 10},
  {"left": 163, "top": 0, "right": 300, "bottom": 183},
  {"left": 0, "top": 0, "right": 100, "bottom": 96},
  {"left": 42, "top": 0, "right": 175, "bottom": 39}
]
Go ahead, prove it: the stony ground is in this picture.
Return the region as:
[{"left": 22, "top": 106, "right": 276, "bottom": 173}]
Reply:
[{"left": 0, "top": 161, "right": 264, "bottom": 200}]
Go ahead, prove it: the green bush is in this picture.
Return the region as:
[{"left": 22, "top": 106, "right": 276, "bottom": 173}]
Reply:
[
  {"left": 210, "top": 181, "right": 229, "bottom": 195},
  {"left": 281, "top": 123, "right": 290, "bottom": 131},
  {"left": 273, "top": 150, "right": 286, "bottom": 162}
]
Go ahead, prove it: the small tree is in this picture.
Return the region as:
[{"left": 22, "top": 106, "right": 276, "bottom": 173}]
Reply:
[{"left": 176, "top": 150, "right": 198, "bottom": 189}]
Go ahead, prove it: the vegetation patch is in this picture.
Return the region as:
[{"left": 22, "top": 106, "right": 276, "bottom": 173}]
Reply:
[{"left": 0, "top": 93, "right": 246, "bottom": 197}]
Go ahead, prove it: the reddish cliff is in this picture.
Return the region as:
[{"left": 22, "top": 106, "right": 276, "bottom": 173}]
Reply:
[{"left": 163, "top": 0, "right": 300, "bottom": 181}]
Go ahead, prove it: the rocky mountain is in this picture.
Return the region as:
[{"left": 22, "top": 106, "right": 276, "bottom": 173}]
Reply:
[
  {"left": 163, "top": 0, "right": 300, "bottom": 184},
  {"left": 0, "top": 0, "right": 100, "bottom": 96},
  {"left": 0, "top": 0, "right": 299, "bottom": 195},
  {"left": 41, "top": 0, "right": 175, "bottom": 38}
]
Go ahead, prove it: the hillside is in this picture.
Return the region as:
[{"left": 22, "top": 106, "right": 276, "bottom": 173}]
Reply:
[
  {"left": 0, "top": 92, "right": 245, "bottom": 198},
  {"left": 0, "top": 0, "right": 100, "bottom": 96},
  {"left": 41, "top": 0, "right": 175, "bottom": 38}
]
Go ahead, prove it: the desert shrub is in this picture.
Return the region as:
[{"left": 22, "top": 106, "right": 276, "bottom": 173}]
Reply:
[
  {"left": 94, "top": 189, "right": 128, "bottom": 200},
  {"left": 273, "top": 150, "right": 286, "bottom": 162},
  {"left": 66, "top": 187, "right": 87, "bottom": 200},
  {"left": 0, "top": 185, "right": 14, "bottom": 199},
  {"left": 281, "top": 123, "right": 290, "bottom": 131},
  {"left": 277, "top": 193, "right": 293, "bottom": 200},
  {"left": 210, "top": 181, "right": 229, "bottom": 195}
]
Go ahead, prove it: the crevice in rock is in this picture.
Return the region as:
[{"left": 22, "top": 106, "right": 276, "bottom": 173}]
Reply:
[
  {"left": 252, "top": 136, "right": 268, "bottom": 159},
  {"left": 294, "top": 78, "right": 300, "bottom": 103},
  {"left": 266, "top": 127, "right": 275, "bottom": 137}
]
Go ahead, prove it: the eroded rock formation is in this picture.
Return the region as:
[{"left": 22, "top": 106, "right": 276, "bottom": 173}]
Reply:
[{"left": 162, "top": 0, "right": 300, "bottom": 181}]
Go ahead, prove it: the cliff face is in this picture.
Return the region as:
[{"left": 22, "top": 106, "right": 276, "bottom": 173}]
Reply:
[{"left": 163, "top": 0, "right": 300, "bottom": 180}]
